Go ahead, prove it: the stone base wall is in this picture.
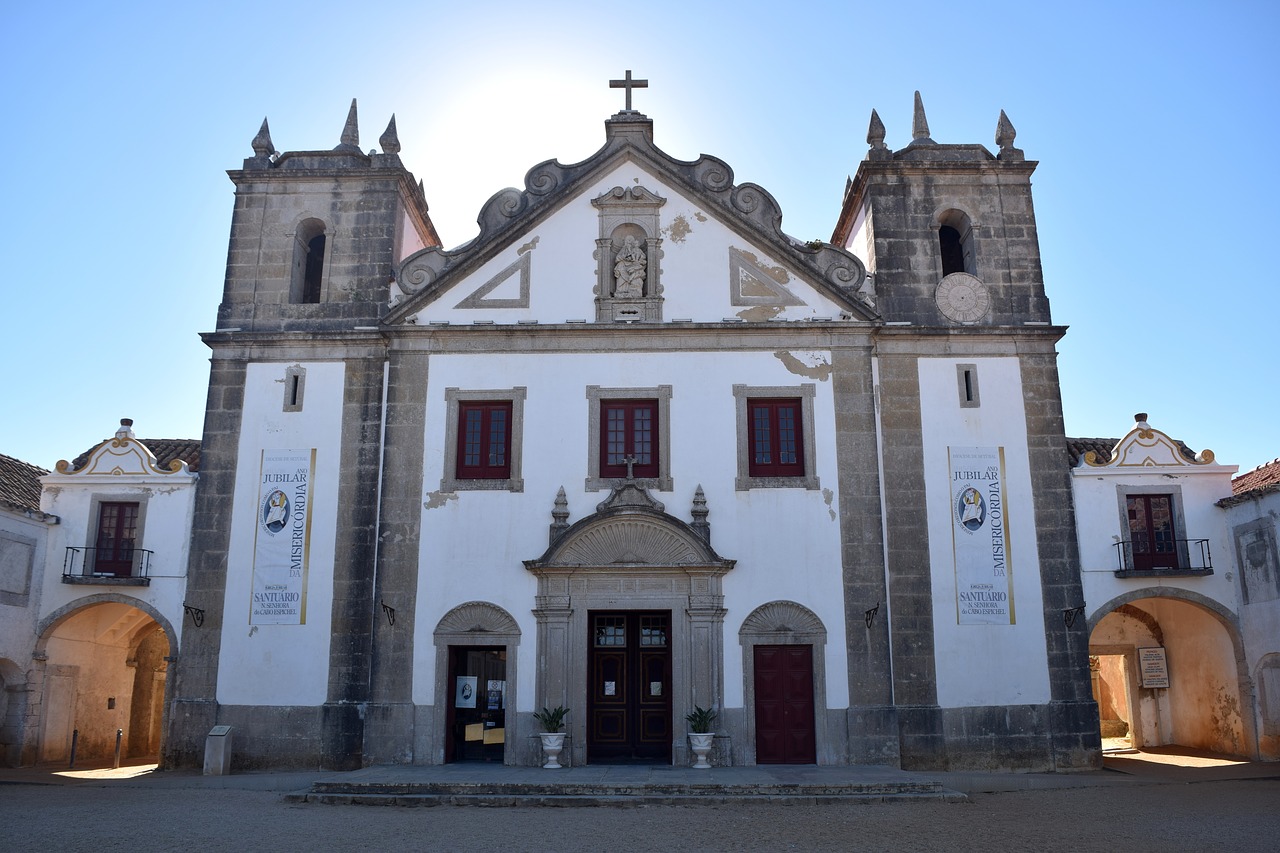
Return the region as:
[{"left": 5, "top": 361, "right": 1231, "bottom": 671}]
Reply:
[{"left": 896, "top": 700, "right": 1101, "bottom": 771}]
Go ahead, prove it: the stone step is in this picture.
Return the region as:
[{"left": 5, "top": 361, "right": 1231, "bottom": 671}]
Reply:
[{"left": 289, "top": 778, "right": 966, "bottom": 807}]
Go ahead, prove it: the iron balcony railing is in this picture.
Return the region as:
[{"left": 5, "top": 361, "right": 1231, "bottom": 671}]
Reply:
[
  {"left": 1112, "top": 538, "right": 1212, "bottom": 574},
  {"left": 62, "top": 546, "right": 154, "bottom": 583}
]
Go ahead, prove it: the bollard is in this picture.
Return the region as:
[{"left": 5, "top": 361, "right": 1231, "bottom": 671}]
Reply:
[
  {"left": 113, "top": 728, "right": 123, "bottom": 769},
  {"left": 69, "top": 729, "right": 78, "bottom": 769}
]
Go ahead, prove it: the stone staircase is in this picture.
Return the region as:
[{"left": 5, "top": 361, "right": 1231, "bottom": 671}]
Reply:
[{"left": 286, "top": 765, "right": 967, "bottom": 807}]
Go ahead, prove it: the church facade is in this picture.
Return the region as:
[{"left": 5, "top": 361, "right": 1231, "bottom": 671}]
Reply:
[{"left": 164, "top": 88, "right": 1100, "bottom": 771}]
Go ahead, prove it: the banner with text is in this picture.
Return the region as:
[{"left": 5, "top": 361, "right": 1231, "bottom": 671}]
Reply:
[
  {"left": 250, "top": 448, "right": 315, "bottom": 625},
  {"left": 949, "top": 446, "right": 1014, "bottom": 625}
]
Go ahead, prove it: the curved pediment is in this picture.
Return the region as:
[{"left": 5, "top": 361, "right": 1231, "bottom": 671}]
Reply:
[
  {"left": 529, "top": 505, "right": 730, "bottom": 571},
  {"left": 1081, "top": 416, "right": 1215, "bottom": 468},
  {"left": 54, "top": 421, "right": 193, "bottom": 477}
]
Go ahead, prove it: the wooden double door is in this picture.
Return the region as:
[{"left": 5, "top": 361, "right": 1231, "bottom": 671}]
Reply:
[
  {"left": 588, "top": 610, "right": 672, "bottom": 763},
  {"left": 754, "top": 644, "right": 816, "bottom": 764}
]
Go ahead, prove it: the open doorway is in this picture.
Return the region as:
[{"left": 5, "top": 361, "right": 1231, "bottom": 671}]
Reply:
[
  {"left": 36, "top": 599, "right": 172, "bottom": 767},
  {"left": 1091, "top": 653, "right": 1136, "bottom": 752}
]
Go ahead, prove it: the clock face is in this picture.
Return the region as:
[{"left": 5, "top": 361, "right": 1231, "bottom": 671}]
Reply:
[{"left": 935, "top": 273, "right": 991, "bottom": 323}]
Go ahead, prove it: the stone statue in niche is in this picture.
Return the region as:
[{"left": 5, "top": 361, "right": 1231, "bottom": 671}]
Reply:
[{"left": 613, "top": 235, "right": 647, "bottom": 298}]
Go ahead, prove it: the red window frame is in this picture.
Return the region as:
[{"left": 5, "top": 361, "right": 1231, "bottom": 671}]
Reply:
[
  {"left": 456, "top": 401, "right": 513, "bottom": 479},
  {"left": 600, "top": 399, "right": 658, "bottom": 479},
  {"left": 1127, "top": 494, "right": 1177, "bottom": 570},
  {"left": 747, "top": 398, "right": 804, "bottom": 478},
  {"left": 94, "top": 501, "right": 139, "bottom": 577}
]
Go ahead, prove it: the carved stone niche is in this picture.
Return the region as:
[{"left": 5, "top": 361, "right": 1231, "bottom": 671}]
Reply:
[{"left": 592, "top": 186, "right": 666, "bottom": 323}]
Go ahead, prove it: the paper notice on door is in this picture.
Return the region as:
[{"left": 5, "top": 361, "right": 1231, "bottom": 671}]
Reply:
[{"left": 464, "top": 723, "right": 484, "bottom": 741}]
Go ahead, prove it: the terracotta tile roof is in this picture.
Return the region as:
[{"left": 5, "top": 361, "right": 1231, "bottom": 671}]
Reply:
[
  {"left": 1066, "top": 438, "right": 1119, "bottom": 468},
  {"left": 1219, "top": 458, "right": 1280, "bottom": 507},
  {"left": 68, "top": 438, "right": 202, "bottom": 474},
  {"left": 0, "top": 452, "right": 50, "bottom": 515}
]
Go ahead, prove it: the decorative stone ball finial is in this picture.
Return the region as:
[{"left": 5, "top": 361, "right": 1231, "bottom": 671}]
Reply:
[
  {"left": 251, "top": 117, "right": 276, "bottom": 157},
  {"left": 380, "top": 114, "right": 400, "bottom": 155}
]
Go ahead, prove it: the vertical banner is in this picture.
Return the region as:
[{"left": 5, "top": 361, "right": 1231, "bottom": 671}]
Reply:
[
  {"left": 250, "top": 448, "right": 315, "bottom": 625},
  {"left": 949, "top": 446, "right": 1014, "bottom": 625}
]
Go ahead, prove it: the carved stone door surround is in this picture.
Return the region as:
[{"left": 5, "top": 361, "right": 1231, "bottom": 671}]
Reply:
[{"left": 525, "top": 483, "right": 733, "bottom": 766}]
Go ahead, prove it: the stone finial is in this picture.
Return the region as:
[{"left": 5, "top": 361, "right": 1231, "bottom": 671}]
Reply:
[
  {"left": 379, "top": 114, "right": 400, "bottom": 155},
  {"left": 335, "top": 98, "right": 360, "bottom": 152},
  {"left": 251, "top": 117, "right": 276, "bottom": 157},
  {"left": 995, "top": 109, "right": 1024, "bottom": 161},
  {"left": 116, "top": 418, "right": 136, "bottom": 440},
  {"left": 910, "top": 90, "right": 935, "bottom": 146},
  {"left": 690, "top": 485, "right": 710, "bottom": 543},
  {"left": 867, "top": 109, "right": 886, "bottom": 149},
  {"left": 550, "top": 486, "right": 570, "bottom": 544}
]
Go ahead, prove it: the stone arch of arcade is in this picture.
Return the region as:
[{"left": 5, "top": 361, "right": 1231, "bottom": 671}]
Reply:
[
  {"left": 33, "top": 594, "right": 179, "bottom": 766},
  {"left": 1087, "top": 587, "right": 1256, "bottom": 758}
]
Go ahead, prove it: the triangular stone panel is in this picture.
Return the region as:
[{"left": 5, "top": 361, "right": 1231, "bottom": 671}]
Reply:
[
  {"left": 454, "top": 251, "right": 531, "bottom": 309},
  {"left": 729, "top": 247, "right": 805, "bottom": 306}
]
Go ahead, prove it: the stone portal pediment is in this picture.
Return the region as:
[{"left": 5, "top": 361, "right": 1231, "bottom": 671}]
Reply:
[{"left": 527, "top": 484, "right": 731, "bottom": 571}]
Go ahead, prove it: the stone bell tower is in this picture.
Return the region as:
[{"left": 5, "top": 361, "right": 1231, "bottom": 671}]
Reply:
[
  {"left": 833, "top": 92, "right": 1051, "bottom": 328},
  {"left": 216, "top": 100, "right": 437, "bottom": 334}
]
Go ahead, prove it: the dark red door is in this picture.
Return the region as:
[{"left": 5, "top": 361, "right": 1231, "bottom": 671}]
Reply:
[
  {"left": 754, "top": 644, "right": 816, "bottom": 764},
  {"left": 588, "top": 611, "right": 671, "bottom": 763}
]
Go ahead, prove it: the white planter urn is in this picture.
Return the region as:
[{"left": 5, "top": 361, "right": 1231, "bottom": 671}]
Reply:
[
  {"left": 537, "top": 732, "right": 566, "bottom": 769},
  {"left": 688, "top": 732, "right": 715, "bottom": 769}
]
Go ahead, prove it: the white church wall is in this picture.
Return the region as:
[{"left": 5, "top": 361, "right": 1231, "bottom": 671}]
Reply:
[
  {"left": 917, "top": 356, "right": 1052, "bottom": 708},
  {"left": 409, "top": 163, "right": 848, "bottom": 327},
  {"left": 411, "top": 349, "right": 849, "bottom": 710},
  {"left": 1073, "top": 461, "right": 1239, "bottom": 615},
  {"left": 216, "top": 360, "right": 346, "bottom": 706}
]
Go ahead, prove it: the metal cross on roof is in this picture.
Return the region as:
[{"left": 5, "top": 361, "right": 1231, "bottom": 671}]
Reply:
[{"left": 609, "top": 70, "right": 648, "bottom": 112}]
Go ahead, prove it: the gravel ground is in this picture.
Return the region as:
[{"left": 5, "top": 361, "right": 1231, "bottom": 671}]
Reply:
[{"left": 2, "top": 777, "right": 1278, "bottom": 852}]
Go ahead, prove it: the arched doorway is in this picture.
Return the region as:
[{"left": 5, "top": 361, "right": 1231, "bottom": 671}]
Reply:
[
  {"left": 1089, "top": 590, "right": 1254, "bottom": 757},
  {"left": 34, "top": 597, "right": 176, "bottom": 766},
  {"left": 432, "top": 601, "right": 521, "bottom": 765}
]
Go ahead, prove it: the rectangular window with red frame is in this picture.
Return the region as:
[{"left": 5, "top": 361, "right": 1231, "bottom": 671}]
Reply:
[
  {"left": 95, "top": 501, "right": 139, "bottom": 576},
  {"left": 748, "top": 398, "right": 804, "bottom": 477},
  {"left": 457, "top": 401, "right": 512, "bottom": 479},
  {"left": 600, "top": 399, "right": 658, "bottom": 478}
]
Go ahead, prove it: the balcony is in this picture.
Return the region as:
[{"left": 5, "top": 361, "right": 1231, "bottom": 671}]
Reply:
[
  {"left": 62, "top": 546, "right": 153, "bottom": 586},
  {"left": 1112, "top": 539, "right": 1213, "bottom": 578}
]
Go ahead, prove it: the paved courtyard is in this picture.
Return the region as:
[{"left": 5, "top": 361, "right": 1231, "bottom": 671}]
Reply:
[{"left": 2, "top": 756, "right": 1277, "bottom": 852}]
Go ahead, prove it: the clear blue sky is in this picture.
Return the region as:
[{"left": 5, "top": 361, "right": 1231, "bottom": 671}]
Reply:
[{"left": 2, "top": 1, "right": 1276, "bottom": 474}]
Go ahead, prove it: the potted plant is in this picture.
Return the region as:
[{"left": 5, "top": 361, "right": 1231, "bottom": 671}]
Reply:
[
  {"left": 685, "top": 705, "right": 718, "bottom": 769},
  {"left": 532, "top": 705, "right": 569, "bottom": 769}
]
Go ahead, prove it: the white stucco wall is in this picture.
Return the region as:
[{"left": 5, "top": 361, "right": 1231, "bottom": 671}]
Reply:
[
  {"left": 411, "top": 349, "right": 849, "bottom": 711},
  {"left": 409, "top": 162, "right": 848, "bottom": 327},
  {"left": 216, "top": 361, "right": 346, "bottom": 706},
  {"left": 1072, "top": 456, "right": 1239, "bottom": 617},
  {"left": 0, "top": 509, "right": 54, "bottom": 672},
  {"left": 916, "top": 356, "right": 1052, "bottom": 707},
  {"left": 37, "top": 461, "right": 196, "bottom": 650}
]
